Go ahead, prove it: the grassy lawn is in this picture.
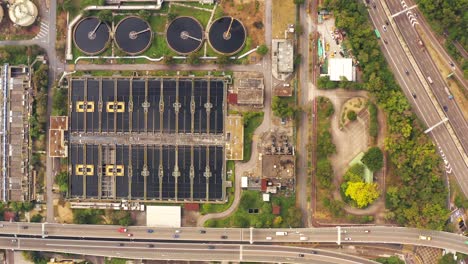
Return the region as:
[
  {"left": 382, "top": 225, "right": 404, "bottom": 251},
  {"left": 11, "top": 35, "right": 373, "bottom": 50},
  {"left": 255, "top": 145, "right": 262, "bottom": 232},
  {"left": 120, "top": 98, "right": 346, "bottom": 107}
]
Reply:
[
  {"left": 204, "top": 191, "right": 300, "bottom": 228},
  {"left": 170, "top": 5, "right": 212, "bottom": 28},
  {"left": 272, "top": 0, "right": 296, "bottom": 38},
  {"left": 200, "top": 160, "right": 235, "bottom": 214},
  {"left": 149, "top": 15, "right": 168, "bottom": 33},
  {"left": 242, "top": 112, "right": 264, "bottom": 162}
]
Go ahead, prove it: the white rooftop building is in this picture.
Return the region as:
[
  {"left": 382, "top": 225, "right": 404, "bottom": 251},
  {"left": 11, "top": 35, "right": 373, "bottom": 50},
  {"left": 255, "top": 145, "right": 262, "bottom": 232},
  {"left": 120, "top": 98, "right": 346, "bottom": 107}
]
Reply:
[
  {"left": 146, "top": 205, "right": 181, "bottom": 228},
  {"left": 328, "top": 58, "right": 356, "bottom": 81}
]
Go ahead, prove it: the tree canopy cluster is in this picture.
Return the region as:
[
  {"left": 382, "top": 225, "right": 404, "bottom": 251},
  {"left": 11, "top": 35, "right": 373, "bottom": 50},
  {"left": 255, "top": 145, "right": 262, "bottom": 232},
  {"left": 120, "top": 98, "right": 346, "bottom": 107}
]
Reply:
[
  {"left": 361, "top": 147, "right": 383, "bottom": 172},
  {"left": 340, "top": 163, "right": 379, "bottom": 208},
  {"left": 272, "top": 96, "right": 297, "bottom": 118},
  {"left": 316, "top": 97, "right": 336, "bottom": 190},
  {"left": 325, "top": 0, "right": 448, "bottom": 229}
]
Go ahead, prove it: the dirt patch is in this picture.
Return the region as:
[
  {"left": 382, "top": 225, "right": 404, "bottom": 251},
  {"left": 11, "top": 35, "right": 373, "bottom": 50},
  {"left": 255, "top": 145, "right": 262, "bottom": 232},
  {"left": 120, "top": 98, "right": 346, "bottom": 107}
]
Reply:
[
  {"left": 272, "top": 0, "right": 296, "bottom": 39},
  {"left": 221, "top": 0, "right": 264, "bottom": 47},
  {"left": 0, "top": 14, "right": 39, "bottom": 41},
  {"left": 56, "top": 201, "right": 73, "bottom": 223},
  {"left": 56, "top": 10, "right": 68, "bottom": 61}
]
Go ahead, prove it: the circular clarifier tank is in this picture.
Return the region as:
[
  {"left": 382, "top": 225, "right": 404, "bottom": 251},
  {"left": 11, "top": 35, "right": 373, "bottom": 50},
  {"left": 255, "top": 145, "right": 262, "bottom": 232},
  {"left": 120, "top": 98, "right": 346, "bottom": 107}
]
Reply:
[
  {"left": 115, "top": 16, "right": 153, "bottom": 55},
  {"left": 73, "top": 17, "right": 110, "bottom": 55},
  {"left": 166, "top": 16, "right": 204, "bottom": 55},
  {"left": 208, "top": 17, "right": 246, "bottom": 55}
]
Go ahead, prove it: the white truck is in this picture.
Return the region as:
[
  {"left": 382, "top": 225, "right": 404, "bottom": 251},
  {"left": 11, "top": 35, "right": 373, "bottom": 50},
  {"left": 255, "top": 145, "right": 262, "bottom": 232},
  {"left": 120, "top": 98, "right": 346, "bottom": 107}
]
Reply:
[{"left": 276, "top": 231, "right": 288, "bottom": 236}]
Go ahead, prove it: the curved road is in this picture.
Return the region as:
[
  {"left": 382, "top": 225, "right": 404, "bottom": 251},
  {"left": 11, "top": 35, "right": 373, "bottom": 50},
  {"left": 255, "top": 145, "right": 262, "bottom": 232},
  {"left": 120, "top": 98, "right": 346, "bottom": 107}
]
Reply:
[{"left": 0, "top": 238, "right": 377, "bottom": 264}]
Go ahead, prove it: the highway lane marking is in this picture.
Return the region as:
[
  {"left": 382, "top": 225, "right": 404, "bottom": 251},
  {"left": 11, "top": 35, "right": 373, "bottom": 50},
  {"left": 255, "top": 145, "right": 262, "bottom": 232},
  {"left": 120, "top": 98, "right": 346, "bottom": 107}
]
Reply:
[{"left": 45, "top": 244, "right": 240, "bottom": 251}]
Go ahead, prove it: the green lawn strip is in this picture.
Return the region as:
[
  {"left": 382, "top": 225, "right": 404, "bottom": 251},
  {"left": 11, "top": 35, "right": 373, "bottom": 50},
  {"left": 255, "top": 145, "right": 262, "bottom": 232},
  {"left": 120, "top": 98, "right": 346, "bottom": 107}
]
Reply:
[
  {"left": 170, "top": 5, "right": 212, "bottom": 28},
  {"left": 205, "top": 191, "right": 299, "bottom": 228},
  {"left": 243, "top": 112, "right": 264, "bottom": 162},
  {"left": 149, "top": 15, "right": 168, "bottom": 33}
]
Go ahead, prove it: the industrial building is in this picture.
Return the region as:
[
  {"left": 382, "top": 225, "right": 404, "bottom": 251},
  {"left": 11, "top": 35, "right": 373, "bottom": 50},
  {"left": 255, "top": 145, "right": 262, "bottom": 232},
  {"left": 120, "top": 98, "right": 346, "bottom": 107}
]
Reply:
[
  {"left": 68, "top": 77, "right": 227, "bottom": 203},
  {"left": 0, "top": 64, "right": 32, "bottom": 202}
]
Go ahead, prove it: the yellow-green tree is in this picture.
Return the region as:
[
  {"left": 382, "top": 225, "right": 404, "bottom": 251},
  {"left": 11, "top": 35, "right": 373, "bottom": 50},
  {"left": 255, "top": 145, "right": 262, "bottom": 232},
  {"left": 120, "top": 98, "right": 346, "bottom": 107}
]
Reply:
[{"left": 345, "top": 182, "right": 379, "bottom": 208}]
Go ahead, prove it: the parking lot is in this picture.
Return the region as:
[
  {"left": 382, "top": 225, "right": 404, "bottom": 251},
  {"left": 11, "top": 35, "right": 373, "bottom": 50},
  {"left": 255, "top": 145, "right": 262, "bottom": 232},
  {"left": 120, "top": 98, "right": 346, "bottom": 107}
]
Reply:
[{"left": 68, "top": 77, "right": 227, "bottom": 202}]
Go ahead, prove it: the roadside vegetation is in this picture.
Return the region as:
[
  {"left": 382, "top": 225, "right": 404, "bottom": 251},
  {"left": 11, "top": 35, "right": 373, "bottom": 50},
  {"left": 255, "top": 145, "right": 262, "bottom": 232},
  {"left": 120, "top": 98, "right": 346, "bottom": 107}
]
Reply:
[
  {"left": 325, "top": 0, "right": 448, "bottom": 229},
  {"left": 242, "top": 111, "right": 264, "bottom": 162},
  {"left": 73, "top": 209, "right": 133, "bottom": 226},
  {"left": 415, "top": 0, "right": 468, "bottom": 78},
  {"left": 376, "top": 256, "right": 405, "bottom": 264},
  {"left": 272, "top": 96, "right": 298, "bottom": 119},
  {"left": 204, "top": 191, "right": 302, "bottom": 228},
  {"left": 316, "top": 97, "right": 335, "bottom": 190}
]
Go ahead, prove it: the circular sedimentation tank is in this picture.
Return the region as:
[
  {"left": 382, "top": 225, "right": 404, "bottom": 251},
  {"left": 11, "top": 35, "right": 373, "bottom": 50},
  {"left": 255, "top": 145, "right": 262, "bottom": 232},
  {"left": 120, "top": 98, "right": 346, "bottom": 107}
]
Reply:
[
  {"left": 207, "top": 17, "right": 246, "bottom": 55},
  {"left": 115, "top": 16, "right": 153, "bottom": 55},
  {"left": 73, "top": 17, "right": 111, "bottom": 55},
  {"left": 166, "top": 16, "right": 204, "bottom": 55},
  {"left": 8, "top": 0, "right": 38, "bottom": 27}
]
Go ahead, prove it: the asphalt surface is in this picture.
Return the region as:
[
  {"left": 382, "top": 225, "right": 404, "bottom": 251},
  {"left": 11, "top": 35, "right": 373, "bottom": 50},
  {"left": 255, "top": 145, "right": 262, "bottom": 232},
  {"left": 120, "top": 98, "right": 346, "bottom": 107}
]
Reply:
[
  {"left": 0, "top": 237, "right": 378, "bottom": 264},
  {"left": 385, "top": 0, "right": 468, "bottom": 151},
  {"left": 1, "top": 222, "right": 468, "bottom": 254},
  {"left": 367, "top": 0, "right": 468, "bottom": 195}
]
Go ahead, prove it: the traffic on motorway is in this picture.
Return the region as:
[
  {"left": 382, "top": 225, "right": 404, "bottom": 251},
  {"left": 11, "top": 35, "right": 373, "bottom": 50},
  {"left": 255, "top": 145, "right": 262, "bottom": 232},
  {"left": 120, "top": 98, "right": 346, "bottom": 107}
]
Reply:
[{"left": 1, "top": 222, "right": 468, "bottom": 254}]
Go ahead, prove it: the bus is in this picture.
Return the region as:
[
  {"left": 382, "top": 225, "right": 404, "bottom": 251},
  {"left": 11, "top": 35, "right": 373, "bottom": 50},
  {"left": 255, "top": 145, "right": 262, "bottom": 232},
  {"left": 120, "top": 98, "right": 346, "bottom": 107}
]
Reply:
[{"left": 375, "top": 29, "right": 381, "bottom": 39}]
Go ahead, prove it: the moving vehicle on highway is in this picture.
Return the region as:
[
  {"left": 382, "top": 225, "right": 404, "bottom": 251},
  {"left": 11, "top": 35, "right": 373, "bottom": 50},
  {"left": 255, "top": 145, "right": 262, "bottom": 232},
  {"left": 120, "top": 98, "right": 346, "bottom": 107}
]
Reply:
[
  {"left": 147, "top": 229, "right": 154, "bottom": 233},
  {"left": 298, "top": 254, "right": 305, "bottom": 257},
  {"left": 383, "top": 25, "right": 387, "bottom": 32},
  {"left": 405, "top": 69, "right": 409, "bottom": 75},
  {"left": 266, "top": 236, "right": 273, "bottom": 240},
  {"left": 199, "top": 230, "right": 206, "bottom": 234},
  {"left": 364, "top": 230, "right": 371, "bottom": 233},
  {"left": 118, "top": 227, "right": 127, "bottom": 233},
  {"left": 419, "top": 235, "right": 432, "bottom": 240},
  {"left": 344, "top": 237, "right": 352, "bottom": 241},
  {"left": 276, "top": 231, "right": 288, "bottom": 236},
  {"left": 375, "top": 29, "right": 381, "bottom": 39},
  {"left": 127, "top": 233, "right": 133, "bottom": 237},
  {"left": 147, "top": 244, "right": 154, "bottom": 248},
  {"left": 221, "top": 235, "right": 228, "bottom": 239},
  {"left": 444, "top": 87, "right": 454, "bottom": 99},
  {"left": 427, "top": 76, "right": 433, "bottom": 84},
  {"left": 300, "top": 236, "right": 309, "bottom": 241}
]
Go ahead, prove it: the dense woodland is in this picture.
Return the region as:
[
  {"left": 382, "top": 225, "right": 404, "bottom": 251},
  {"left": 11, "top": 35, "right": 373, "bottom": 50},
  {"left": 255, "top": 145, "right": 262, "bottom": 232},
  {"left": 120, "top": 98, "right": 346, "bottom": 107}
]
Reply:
[{"left": 324, "top": 0, "right": 449, "bottom": 229}]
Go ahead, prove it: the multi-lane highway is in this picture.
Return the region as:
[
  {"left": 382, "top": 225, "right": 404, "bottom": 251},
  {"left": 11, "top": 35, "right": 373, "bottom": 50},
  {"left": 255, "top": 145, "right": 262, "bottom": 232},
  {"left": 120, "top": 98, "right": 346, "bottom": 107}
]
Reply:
[
  {"left": 0, "top": 238, "right": 378, "bottom": 264},
  {"left": 1, "top": 222, "right": 468, "bottom": 254},
  {"left": 367, "top": 0, "right": 468, "bottom": 195}
]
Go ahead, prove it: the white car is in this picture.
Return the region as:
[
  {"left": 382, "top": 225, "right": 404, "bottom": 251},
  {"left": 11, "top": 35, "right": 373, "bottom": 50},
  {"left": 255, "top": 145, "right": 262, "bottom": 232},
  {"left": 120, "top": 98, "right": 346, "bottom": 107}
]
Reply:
[
  {"left": 383, "top": 25, "right": 387, "bottom": 32},
  {"left": 344, "top": 237, "right": 352, "bottom": 241}
]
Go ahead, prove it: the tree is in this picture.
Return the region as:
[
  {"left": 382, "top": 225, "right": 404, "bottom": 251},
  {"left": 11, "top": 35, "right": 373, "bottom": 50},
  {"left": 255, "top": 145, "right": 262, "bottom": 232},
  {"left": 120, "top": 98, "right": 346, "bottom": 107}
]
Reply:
[
  {"left": 376, "top": 256, "right": 405, "bottom": 264},
  {"left": 163, "top": 55, "right": 175, "bottom": 65},
  {"left": 97, "top": 10, "right": 112, "bottom": 23},
  {"left": 316, "top": 159, "right": 333, "bottom": 188},
  {"left": 293, "top": 0, "right": 305, "bottom": 4},
  {"left": 256, "top": 44, "right": 268, "bottom": 56},
  {"left": 118, "top": 212, "right": 133, "bottom": 226},
  {"left": 55, "top": 172, "right": 69, "bottom": 193},
  {"left": 361, "top": 147, "right": 384, "bottom": 171},
  {"left": 31, "top": 214, "right": 43, "bottom": 223},
  {"left": 62, "top": 0, "right": 75, "bottom": 12},
  {"left": 167, "top": 12, "right": 178, "bottom": 21},
  {"left": 273, "top": 216, "right": 283, "bottom": 227},
  {"left": 186, "top": 53, "right": 200, "bottom": 65},
  {"left": 347, "top": 110, "right": 357, "bottom": 121},
  {"left": 345, "top": 182, "right": 379, "bottom": 208},
  {"left": 138, "top": 10, "right": 151, "bottom": 21},
  {"left": 272, "top": 96, "right": 296, "bottom": 118},
  {"left": 253, "top": 21, "right": 264, "bottom": 29},
  {"left": 343, "top": 163, "right": 365, "bottom": 182},
  {"left": 216, "top": 55, "right": 230, "bottom": 65}
]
